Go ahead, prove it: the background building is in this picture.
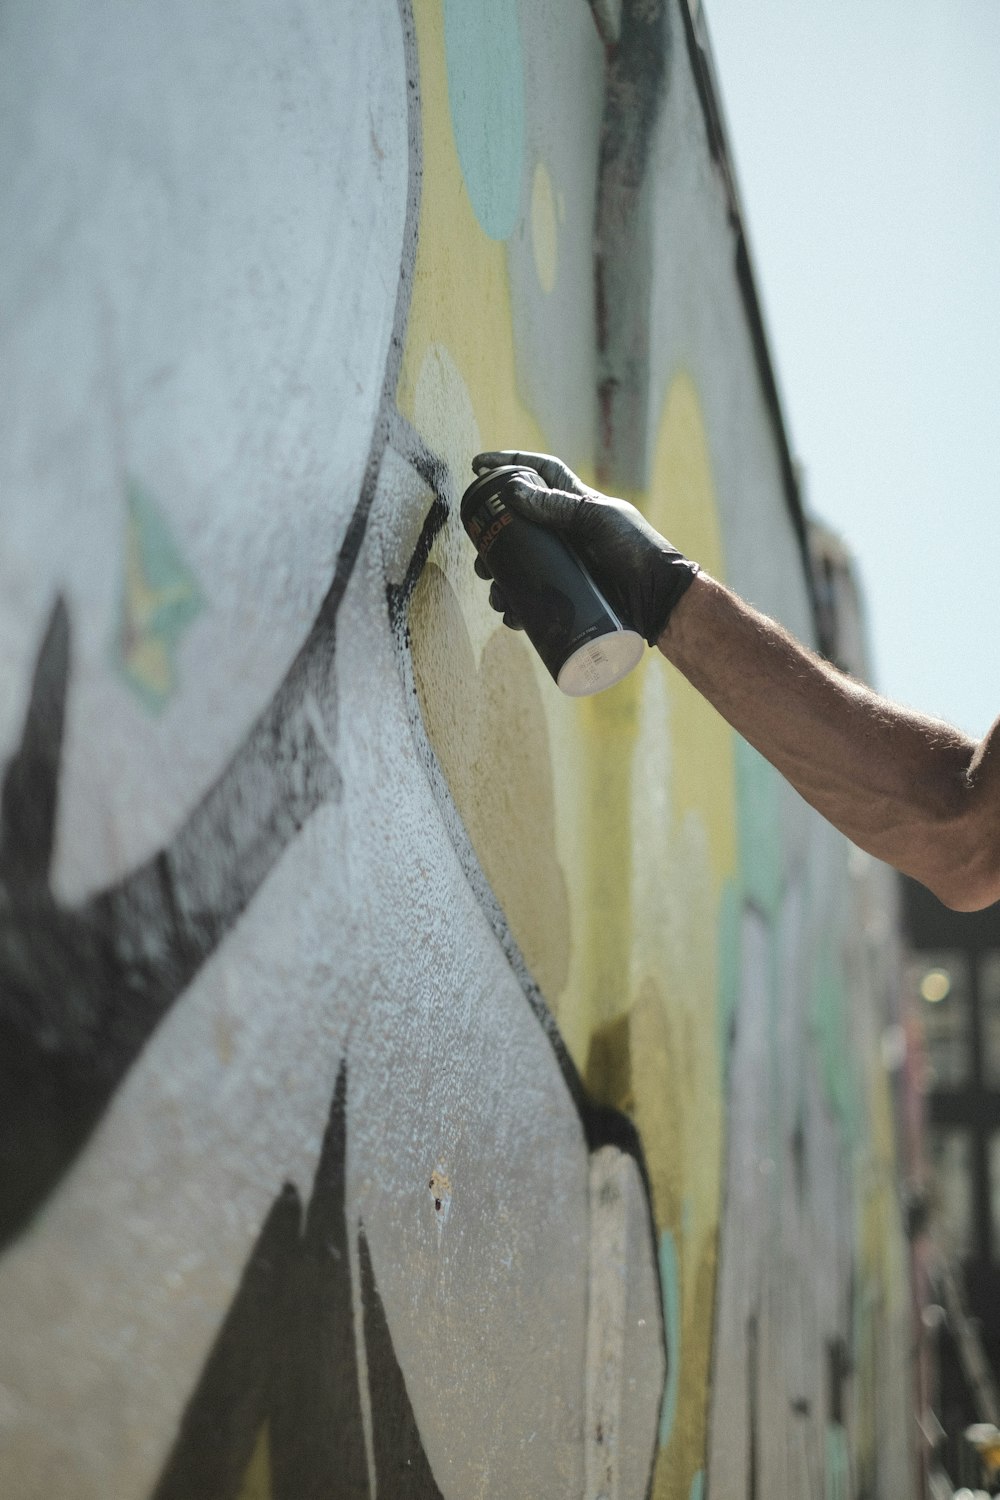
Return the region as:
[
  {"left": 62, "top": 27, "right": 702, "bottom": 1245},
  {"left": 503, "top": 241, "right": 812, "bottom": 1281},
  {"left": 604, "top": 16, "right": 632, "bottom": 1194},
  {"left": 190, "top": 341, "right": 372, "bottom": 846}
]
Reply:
[{"left": 904, "top": 879, "right": 1000, "bottom": 1486}]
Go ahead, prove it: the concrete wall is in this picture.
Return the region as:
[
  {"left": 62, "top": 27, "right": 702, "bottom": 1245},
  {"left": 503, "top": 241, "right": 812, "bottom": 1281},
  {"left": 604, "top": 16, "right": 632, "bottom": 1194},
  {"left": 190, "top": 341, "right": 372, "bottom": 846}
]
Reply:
[{"left": 0, "top": 2, "right": 914, "bottom": 1497}]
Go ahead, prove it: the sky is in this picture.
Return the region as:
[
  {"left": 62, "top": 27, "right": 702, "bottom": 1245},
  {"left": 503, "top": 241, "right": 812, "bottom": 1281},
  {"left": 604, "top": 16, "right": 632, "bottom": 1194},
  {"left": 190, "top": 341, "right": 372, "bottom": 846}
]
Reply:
[{"left": 702, "top": 0, "right": 999, "bottom": 738}]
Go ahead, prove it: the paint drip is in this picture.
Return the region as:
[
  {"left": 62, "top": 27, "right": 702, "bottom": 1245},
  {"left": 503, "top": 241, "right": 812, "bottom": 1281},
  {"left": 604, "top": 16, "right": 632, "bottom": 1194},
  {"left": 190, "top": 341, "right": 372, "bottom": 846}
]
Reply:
[{"left": 461, "top": 466, "right": 644, "bottom": 695}]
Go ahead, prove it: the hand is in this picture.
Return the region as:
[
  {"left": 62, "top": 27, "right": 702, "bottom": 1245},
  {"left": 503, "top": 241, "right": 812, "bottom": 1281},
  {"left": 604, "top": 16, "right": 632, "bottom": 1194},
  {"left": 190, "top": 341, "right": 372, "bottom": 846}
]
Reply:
[{"left": 470, "top": 450, "right": 699, "bottom": 647}]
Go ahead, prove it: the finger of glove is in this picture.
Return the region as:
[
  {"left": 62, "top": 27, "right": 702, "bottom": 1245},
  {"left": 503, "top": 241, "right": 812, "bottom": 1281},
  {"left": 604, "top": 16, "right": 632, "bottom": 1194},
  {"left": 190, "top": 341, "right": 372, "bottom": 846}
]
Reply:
[
  {"left": 487, "top": 582, "right": 524, "bottom": 630},
  {"left": 505, "top": 478, "right": 584, "bottom": 533},
  {"left": 473, "top": 554, "right": 492, "bottom": 580},
  {"left": 473, "top": 450, "right": 586, "bottom": 496}
]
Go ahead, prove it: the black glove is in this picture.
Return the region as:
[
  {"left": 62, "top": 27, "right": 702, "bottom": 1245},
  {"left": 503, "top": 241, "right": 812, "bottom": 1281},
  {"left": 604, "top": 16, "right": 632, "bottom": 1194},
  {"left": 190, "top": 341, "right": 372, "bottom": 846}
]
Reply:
[{"left": 470, "top": 450, "right": 699, "bottom": 647}]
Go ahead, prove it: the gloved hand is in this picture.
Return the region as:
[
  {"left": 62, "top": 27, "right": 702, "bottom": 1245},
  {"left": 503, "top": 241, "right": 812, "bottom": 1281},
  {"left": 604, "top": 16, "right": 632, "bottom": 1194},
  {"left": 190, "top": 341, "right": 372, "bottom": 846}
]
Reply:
[{"left": 470, "top": 450, "right": 700, "bottom": 647}]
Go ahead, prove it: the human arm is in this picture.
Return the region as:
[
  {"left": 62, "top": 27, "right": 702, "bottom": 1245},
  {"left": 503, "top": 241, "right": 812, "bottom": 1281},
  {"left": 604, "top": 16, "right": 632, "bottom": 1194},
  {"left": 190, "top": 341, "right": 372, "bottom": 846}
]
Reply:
[
  {"left": 470, "top": 450, "right": 1000, "bottom": 912},
  {"left": 660, "top": 571, "right": 1000, "bottom": 912}
]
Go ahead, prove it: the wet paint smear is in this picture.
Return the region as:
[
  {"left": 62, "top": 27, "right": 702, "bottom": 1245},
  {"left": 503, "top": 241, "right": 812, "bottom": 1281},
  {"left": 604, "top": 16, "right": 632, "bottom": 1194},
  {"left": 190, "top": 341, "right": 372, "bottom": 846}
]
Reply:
[
  {"left": 442, "top": 0, "right": 525, "bottom": 240},
  {"left": 113, "top": 478, "right": 203, "bottom": 713}
]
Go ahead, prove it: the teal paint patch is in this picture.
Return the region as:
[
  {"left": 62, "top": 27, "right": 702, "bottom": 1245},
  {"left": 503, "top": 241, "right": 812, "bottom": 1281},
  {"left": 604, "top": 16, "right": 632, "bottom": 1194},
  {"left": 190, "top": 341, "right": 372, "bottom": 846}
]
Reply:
[
  {"left": 443, "top": 0, "right": 525, "bottom": 240},
  {"left": 689, "top": 1471, "right": 705, "bottom": 1500},
  {"left": 657, "top": 1230, "right": 681, "bottom": 1449},
  {"left": 735, "top": 738, "right": 782, "bottom": 918},
  {"left": 112, "top": 479, "right": 203, "bottom": 713},
  {"left": 825, "top": 1422, "right": 851, "bottom": 1500},
  {"left": 715, "top": 876, "right": 741, "bottom": 1077}
]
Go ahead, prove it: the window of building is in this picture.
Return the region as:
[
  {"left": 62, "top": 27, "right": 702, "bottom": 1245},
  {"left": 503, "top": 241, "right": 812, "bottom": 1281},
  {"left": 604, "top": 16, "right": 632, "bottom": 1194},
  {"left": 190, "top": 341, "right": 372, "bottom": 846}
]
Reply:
[
  {"left": 979, "top": 950, "right": 1000, "bottom": 1088},
  {"left": 912, "top": 951, "right": 971, "bottom": 1089},
  {"left": 927, "top": 1126, "right": 974, "bottom": 1261}
]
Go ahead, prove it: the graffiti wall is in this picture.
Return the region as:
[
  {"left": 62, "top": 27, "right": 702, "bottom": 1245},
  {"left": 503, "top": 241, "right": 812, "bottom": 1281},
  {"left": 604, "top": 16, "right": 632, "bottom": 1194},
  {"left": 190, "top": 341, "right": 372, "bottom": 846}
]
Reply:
[{"left": 0, "top": 2, "right": 914, "bottom": 1497}]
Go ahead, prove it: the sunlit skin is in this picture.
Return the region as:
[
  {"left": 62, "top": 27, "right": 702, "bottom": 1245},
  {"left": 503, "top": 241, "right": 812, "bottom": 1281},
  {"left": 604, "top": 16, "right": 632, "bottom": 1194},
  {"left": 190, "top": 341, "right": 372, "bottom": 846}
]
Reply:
[
  {"left": 659, "top": 572, "right": 1000, "bottom": 913},
  {"left": 472, "top": 448, "right": 1000, "bottom": 914}
]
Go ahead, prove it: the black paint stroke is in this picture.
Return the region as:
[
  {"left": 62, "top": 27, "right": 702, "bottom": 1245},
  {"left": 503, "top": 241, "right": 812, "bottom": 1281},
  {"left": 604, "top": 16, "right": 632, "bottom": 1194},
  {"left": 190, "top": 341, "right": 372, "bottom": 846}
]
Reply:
[
  {"left": 387, "top": 490, "right": 450, "bottom": 636},
  {"left": 0, "top": 596, "right": 68, "bottom": 884},
  {"left": 593, "top": 0, "right": 669, "bottom": 490},
  {"left": 151, "top": 1184, "right": 301, "bottom": 1500},
  {"left": 0, "top": 0, "right": 425, "bottom": 1250},
  {"left": 268, "top": 1064, "right": 369, "bottom": 1500},
  {"left": 153, "top": 1061, "right": 445, "bottom": 1500},
  {"left": 360, "top": 1228, "right": 446, "bottom": 1500},
  {"left": 747, "top": 1310, "right": 760, "bottom": 1500}
]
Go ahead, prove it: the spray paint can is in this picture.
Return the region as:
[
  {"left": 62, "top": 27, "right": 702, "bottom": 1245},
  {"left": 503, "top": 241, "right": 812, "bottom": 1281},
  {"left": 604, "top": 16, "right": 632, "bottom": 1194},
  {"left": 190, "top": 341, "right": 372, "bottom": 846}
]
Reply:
[{"left": 460, "top": 465, "right": 644, "bottom": 696}]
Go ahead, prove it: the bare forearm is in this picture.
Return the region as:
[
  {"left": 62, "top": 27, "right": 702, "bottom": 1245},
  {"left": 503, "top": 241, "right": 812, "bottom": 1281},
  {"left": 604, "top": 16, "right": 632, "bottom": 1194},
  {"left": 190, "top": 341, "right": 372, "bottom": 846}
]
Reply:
[{"left": 658, "top": 573, "right": 1000, "bottom": 910}]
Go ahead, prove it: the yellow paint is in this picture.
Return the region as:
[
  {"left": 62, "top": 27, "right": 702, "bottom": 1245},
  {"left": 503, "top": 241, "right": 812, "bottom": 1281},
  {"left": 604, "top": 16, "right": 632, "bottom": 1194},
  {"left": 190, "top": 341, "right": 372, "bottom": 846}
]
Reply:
[
  {"left": 397, "top": 0, "right": 543, "bottom": 461},
  {"left": 530, "top": 160, "right": 558, "bottom": 293},
  {"left": 647, "top": 371, "right": 736, "bottom": 879},
  {"left": 118, "top": 491, "right": 201, "bottom": 706},
  {"left": 406, "top": 335, "right": 575, "bottom": 1002},
  {"left": 123, "top": 634, "right": 173, "bottom": 700},
  {"left": 410, "top": 564, "right": 571, "bottom": 1001},
  {"left": 401, "top": 7, "right": 581, "bottom": 1012},
  {"left": 579, "top": 674, "right": 641, "bottom": 1035},
  {"left": 213, "top": 1007, "right": 236, "bottom": 1066},
  {"left": 632, "top": 376, "right": 737, "bottom": 1500},
  {"left": 122, "top": 514, "right": 189, "bottom": 696},
  {"left": 410, "top": 343, "right": 491, "bottom": 663},
  {"left": 234, "top": 1421, "right": 271, "bottom": 1500}
]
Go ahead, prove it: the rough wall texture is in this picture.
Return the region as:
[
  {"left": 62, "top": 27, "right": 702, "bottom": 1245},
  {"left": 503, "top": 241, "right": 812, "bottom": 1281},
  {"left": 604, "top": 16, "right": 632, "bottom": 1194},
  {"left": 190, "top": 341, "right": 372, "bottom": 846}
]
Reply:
[{"left": 0, "top": 2, "right": 914, "bottom": 1497}]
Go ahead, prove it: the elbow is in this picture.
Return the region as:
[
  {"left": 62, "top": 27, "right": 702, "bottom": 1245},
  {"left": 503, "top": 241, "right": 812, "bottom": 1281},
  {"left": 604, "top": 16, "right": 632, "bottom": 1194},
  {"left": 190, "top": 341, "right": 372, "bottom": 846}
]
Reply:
[
  {"left": 920, "top": 839, "right": 1000, "bottom": 913},
  {"left": 915, "top": 725, "right": 1000, "bottom": 910},
  {"left": 930, "top": 877, "right": 999, "bottom": 914}
]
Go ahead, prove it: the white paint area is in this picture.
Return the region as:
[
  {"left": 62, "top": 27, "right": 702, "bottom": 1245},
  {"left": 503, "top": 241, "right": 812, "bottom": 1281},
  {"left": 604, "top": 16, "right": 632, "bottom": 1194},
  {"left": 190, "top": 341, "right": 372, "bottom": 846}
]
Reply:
[
  {"left": 0, "top": 0, "right": 409, "bottom": 901},
  {"left": 585, "top": 1146, "right": 666, "bottom": 1500}
]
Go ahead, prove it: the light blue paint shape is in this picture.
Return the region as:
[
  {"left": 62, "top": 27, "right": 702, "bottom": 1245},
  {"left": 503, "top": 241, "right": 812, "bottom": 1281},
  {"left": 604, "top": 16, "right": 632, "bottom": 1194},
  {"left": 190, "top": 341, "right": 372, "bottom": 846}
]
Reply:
[
  {"left": 657, "top": 1230, "right": 681, "bottom": 1449},
  {"left": 112, "top": 477, "right": 203, "bottom": 714},
  {"left": 443, "top": 0, "right": 525, "bottom": 240},
  {"left": 735, "top": 737, "right": 783, "bottom": 918},
  {"left": 689, "top": 1471, "right": 705, "bottom": 1500},
  {"left": 825, "top": 1422, "right": 851, "bottom": 1500}
]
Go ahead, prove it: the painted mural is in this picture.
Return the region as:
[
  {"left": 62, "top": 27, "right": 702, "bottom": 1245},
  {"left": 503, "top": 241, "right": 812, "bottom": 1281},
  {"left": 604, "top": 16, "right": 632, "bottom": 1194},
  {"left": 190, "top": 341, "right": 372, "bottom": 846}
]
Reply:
[{"left": 0, "top": 2, "right": 914, "bottom": 1498}]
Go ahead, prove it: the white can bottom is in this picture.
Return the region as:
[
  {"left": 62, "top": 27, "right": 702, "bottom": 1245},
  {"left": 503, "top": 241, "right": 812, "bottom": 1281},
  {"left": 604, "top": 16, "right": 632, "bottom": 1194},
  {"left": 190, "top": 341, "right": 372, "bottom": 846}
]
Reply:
[{"left": 556, "top": 629, "right": 645, "bottom": 696}]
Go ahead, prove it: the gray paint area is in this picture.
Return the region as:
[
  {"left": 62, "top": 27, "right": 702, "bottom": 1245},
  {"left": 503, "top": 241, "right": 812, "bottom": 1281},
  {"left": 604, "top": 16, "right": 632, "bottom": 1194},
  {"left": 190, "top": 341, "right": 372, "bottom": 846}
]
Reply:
[{"left": 706, "top": 902, "right": 852, "bottom": 1495}]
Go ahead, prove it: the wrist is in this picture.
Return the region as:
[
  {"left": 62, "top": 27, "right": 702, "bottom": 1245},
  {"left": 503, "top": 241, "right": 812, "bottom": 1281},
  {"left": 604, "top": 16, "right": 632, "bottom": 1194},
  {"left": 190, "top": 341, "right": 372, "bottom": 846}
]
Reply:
[{"left": 654, "top": 569, "right": 716, "bottom": 662}]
